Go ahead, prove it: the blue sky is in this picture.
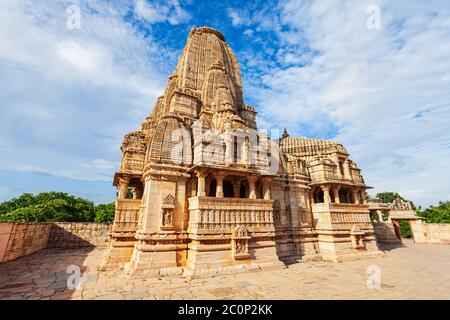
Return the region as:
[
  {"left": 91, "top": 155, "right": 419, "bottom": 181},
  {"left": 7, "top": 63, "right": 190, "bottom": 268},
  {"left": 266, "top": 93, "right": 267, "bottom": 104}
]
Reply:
[{"left": 1, "top": 0, "right": 450, "bottom": 207}]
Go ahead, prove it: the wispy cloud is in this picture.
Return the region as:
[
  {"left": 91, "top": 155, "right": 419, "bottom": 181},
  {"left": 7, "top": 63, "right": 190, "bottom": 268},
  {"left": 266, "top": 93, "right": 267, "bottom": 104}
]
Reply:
[
  {"left": 135, "top": 0, "right": 191, "bottom": 25},
  {"left": 240, "top": 0, "right": 450, "bottom": 206}
]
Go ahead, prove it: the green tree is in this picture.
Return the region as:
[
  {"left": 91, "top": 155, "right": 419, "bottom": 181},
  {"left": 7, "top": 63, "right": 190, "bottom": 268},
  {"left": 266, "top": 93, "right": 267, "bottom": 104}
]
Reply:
[
  {"left": 399, "top": 220, "right": 413, "bottom": 238},
  {"left": 417, "top": 201, "right": 450, "bottom": 223},
  {"left": 0, "top": 192, "right": 96, "bottom": 222},
  {"left": 94, "top": 203, "right": 115, "bottom": 223},
  {"left": 376, "top": 192, "right": 405, "bottom": 204}
]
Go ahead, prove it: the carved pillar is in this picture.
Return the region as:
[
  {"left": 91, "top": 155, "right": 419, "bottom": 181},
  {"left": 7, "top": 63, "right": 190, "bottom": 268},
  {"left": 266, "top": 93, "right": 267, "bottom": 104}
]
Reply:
[
  {"left": 215, "top": 173, "right": 225, "bottom": 198},
  {"left": 233, "top": 181, "right": 240, "bottom": 198},
  {"left": 262, "top": 177, "right": 271, "bottom": 200},
  {"left": 191, "top": 178, "right": 197, "bottom": 197},
  {"left": 118, "top": 177, "right": 130, "bottom": 199},
  {"left": 333, "top": 185, "right": 341, "bottom": 203},
  {"left": 377, "top": 210, "right": 383, "bottom": 222},
  {"left": 133, "top": 187, "right": 143, "bottom": 200},
  {"left": 248, "top": 176, "right": 257, "bottom": 199},
  {"left": 196, "top": 172, "right": 207, "bottom": 197},
  {"left": 352, "top": 189, "right": 360, "bottom": 204},
  {"left": 360, "top": 190, "right": 367, "bottom": 204},
  {"left": 321, "top": 185, "right": 331, "bottom": 203}
]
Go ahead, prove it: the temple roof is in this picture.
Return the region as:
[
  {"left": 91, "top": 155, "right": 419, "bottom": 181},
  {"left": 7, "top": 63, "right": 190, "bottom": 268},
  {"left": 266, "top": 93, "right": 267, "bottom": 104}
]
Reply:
[{"left": 280, "top": 136, "right": 348, "bottom": 158}]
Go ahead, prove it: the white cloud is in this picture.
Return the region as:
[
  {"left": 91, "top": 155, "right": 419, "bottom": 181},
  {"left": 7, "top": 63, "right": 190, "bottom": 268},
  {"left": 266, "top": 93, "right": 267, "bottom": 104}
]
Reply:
[
  {"left": 249, "top": 0, "right": 450, "bottom": 207},
  {"left": 228, "top": 8, "right": 245, "bottom": 26},
  {"left": 135, "top": 0, "right": 191, "bottom": 25},
  {"left": 0, "top": 1, "right": 168, "bottom": 186}
]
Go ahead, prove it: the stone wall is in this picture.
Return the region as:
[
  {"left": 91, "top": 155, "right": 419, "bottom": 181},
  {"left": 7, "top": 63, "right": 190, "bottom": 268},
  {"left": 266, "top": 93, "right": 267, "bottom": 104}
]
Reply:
[
  {"left": 0, "top": 222, "right": 52, "bottom": 263},
  {"left": 411, "top": 222, "right": 450, "bottom": 245},
  {"left": 0, "top": 222, "right": 111, "bottom": 263}
]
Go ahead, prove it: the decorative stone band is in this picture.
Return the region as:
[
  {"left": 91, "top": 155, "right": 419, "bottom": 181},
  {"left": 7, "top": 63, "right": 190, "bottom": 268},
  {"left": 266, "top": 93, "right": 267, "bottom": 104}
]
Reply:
[{"left": 188, "top": 196, "right": 275, "bottom": 236}]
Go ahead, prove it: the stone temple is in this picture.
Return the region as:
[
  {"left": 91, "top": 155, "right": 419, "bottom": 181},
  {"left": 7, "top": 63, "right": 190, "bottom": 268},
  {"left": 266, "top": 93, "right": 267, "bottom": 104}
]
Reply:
[{"left": 102, "top": 26, "right": 381, "bottom": 277}]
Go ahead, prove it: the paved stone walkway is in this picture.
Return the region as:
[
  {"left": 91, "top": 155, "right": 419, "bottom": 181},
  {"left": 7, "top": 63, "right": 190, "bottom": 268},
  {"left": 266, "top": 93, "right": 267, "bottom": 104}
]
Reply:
[{"left": 0, "top": 240, "right": 449, "bottom": 300}]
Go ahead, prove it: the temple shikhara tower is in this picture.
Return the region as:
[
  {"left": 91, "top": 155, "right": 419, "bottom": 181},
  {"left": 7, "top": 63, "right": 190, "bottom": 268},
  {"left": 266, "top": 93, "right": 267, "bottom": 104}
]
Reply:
[{"left": 102, "top": 26, "right": 381, "bottom": 277}]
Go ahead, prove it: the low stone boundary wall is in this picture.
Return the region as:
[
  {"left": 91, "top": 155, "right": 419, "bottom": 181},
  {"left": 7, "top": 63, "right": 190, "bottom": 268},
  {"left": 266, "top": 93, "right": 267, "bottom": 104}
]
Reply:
[
  {"left": 0, "top": 223, "right": 52, "bottom": 263},
  {"left": 47, "top": 222, "right": 110, "bottom": 248},
  {"left": 0, "top": 222, "right": 111, "bottom": 263},
  {"left": 411, "top": 222, "right": 450, "bottom": 245}
]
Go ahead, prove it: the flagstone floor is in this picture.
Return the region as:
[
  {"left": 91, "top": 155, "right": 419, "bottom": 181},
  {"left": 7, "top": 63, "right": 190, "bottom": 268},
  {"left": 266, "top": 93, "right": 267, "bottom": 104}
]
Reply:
[{"left": 0, "top": 239, "right": 449, "bottom": 300}]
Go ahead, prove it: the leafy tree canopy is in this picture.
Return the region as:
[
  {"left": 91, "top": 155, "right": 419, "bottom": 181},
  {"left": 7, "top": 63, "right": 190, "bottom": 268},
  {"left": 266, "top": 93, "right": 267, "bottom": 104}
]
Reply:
[
  {"left": 0, "top": 192, "right": 115, "bottom": 223},
  {"left": 376, "top": 192, "right": 405, "bottom": 204},
  {"left": 417, "top": 201, "right": 450, "bottom": 224}
]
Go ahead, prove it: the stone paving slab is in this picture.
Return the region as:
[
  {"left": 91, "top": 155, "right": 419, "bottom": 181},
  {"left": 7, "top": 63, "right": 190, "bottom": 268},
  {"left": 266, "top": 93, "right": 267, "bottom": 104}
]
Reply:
[{"left": 0, "top": 240, "right": 449, "bottom": 300}]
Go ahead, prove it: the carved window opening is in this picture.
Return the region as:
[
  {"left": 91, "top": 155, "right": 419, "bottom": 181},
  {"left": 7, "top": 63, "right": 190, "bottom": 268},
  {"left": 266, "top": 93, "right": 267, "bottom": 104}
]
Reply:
[
  {"left": 223, "top": 180, "right": 234, "bottom": 198},
  {"left": 239, "top": 183, "right": 247, "bottom": 198},
  {"left": 208, "top": 179, "right": 217, "bottom": 197},
  {"left": 314, "top": 188, "right": 324, "bottom": 203},
  {"left": 339, "top": 161, "right": 345, "bottom": 176},
  {"left": 339, "top": 188, "right": 352, "bottom": 204},
  {"left": 329, "top": 189, "right": 336, "bottom": 203}
]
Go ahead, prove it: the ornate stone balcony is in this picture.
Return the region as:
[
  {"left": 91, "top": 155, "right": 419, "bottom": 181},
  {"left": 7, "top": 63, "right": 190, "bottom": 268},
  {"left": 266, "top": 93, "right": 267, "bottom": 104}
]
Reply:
[
  {"left": 111, "top": 199, "right": 140, "bottom": 237},
  {"left": 188, "top": 196, "right": 275, "bottom": 236},
  {"left": 312, "top": 203, "right": 372, "bottom": 231}
]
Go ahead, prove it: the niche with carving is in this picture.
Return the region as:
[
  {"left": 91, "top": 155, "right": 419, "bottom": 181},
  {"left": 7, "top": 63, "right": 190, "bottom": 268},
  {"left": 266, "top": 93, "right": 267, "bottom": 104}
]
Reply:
[
  {"left": 231, "top": 225, "right": 251, "bottom": 260},
  {"left": 160, "top": 194, "right": 175, "bottom": 231}
]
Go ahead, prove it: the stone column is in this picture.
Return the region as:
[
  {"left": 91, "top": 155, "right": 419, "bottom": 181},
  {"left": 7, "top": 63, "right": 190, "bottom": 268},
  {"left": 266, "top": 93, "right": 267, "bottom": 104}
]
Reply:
[
  {"left": 377, "top": 210, "right": 383, "bottom": 222},
  {"left": 360, "top": 190, "right": 367, "bottom": 204},
  {"left": 262, "top": 177, "right": 271, "bottom": 200},
  {"left": 215, "top": 173, "right": 225, "bottom": 198},
  {"left": 191, "top": 179, "right": 197, "bottom": 197},
  {"left": 321, "top": 185, "right": 331, "bottom": 203},
  {"left": 134, "top": 187, "right": 143, "bottom": 200},
  {"left": 233, "top": 181, "right": 240, "bottom": 198},
  {"left": 350, "top": 189, "right": 358, "bottom": 204},
  {"left": 118, "top": 177, "right": 130, "bottom": 199},
  {"left": 196, "top": 172, "right": 207, "bottom": 197},
  {"left": 248, "top": 176, "right": 257, "bottom": 199},
  {"left": 333, "top": 185, "right": 341, "bottom": 204}
]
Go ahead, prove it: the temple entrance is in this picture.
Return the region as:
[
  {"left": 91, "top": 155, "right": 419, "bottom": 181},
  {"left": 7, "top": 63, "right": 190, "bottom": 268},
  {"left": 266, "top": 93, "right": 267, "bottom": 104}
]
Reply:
[{"left": 223, "top": 180, "right": 234, "bottom": 198}]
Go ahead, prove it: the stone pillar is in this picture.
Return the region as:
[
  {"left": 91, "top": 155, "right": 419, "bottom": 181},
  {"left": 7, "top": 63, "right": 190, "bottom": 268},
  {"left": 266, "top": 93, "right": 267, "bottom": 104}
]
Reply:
[
  {"left": 118, "top": 177, "right": 130, "bottom": 199},
  {"left": 333, "top": 185, "right": 341, "bottom": 203},
  {"left": 133, "top": 187, "right": 143, "bottom": 200},
  {"left": 360, "top": 190, "right": 367, "bottom": 204},
  {"left": 377, "top": 210, "right": 383, "bottom": 222},
  {"left": 233, "top": 181, "right": 240, "bottom": 198},
  {"left": 321, "top": 185, "right": 331, "bottom": 203},
  {"left": 352, "top": 189, "right": 359, "bottom": 204},
  {"left": 262, "top": 178, "right": 271, "bottom": 200},
  {"left": 191, "top": 179, "right": 197, "bottom": 197},
  {"left": 248, "top": 176, "right": 257, "bottom": 199},
  {"left": 215, "top": 173, "right": 225, "bottom": 198},
  {"left": 196, "top": 172, "right": 207, "bottom": 197}
]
